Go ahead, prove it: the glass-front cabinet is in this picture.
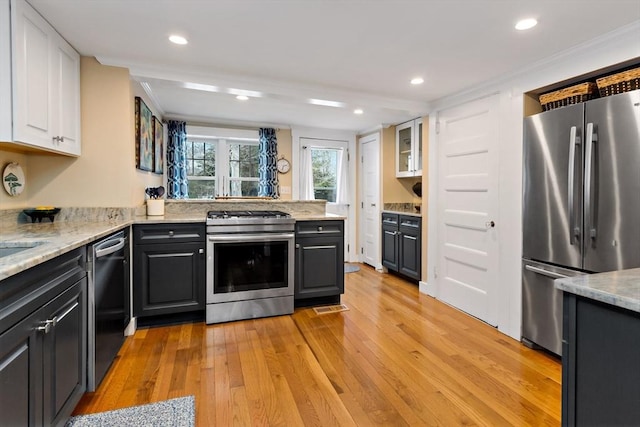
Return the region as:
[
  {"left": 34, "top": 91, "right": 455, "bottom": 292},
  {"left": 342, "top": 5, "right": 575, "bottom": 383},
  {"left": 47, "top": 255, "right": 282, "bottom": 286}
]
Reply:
[{"left": 395, "top": 118, "right": 422, "bottom": 177}]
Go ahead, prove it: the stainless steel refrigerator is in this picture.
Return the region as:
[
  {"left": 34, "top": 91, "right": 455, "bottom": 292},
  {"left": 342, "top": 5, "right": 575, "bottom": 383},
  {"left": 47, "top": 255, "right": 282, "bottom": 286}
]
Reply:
[{"left": 522, "top": 89, "right": 640, "bottom": 356}]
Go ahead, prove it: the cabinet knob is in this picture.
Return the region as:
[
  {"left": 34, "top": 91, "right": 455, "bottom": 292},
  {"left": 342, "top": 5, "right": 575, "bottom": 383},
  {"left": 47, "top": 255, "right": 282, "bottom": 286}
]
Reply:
[
  {"left": 295, "top": 244, "right": 300, "bottom": 249},
  {"left": 317, "top": 226, "right": 323, "bottom": 232},
  {"left": 169, "top": 230, "right": 174, "bottom": 236},
  {"left": 199, "top": 248, "right": 204, "bottom": 254},
  {"left": 485, "top": 220, "right": 495, "bottom": 229}
]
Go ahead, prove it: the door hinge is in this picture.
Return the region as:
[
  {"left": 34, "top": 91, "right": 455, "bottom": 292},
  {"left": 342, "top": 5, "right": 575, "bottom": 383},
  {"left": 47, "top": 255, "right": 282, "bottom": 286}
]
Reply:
[
  {"left": 361, "top": 247, "right": 363, "bottom": 254},
  {"left": 436, "top": 121, "right": 441, "bottom": 134},
  {"left": 361, "top": 156, "right": 363, "bottom": 163},
  {"left": 434, "top": 266, "right": 438, "bottom": 278},
  {"left": 347, "top": 244, "right": 350, "bottom": 253}
]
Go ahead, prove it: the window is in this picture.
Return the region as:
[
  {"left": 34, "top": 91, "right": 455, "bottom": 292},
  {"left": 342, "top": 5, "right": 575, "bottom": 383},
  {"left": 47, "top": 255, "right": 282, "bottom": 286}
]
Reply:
[
  {"left": 185, "top": 126, "right": 259, "bottom": 198},
  {"left": 310, "top": 148, "right": 338, "bottom": 202}
]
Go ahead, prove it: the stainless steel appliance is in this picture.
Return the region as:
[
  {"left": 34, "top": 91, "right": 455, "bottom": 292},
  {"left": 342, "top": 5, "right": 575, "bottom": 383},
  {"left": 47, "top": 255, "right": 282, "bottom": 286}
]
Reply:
[
  {"left": 86, "top": 229, "right": 129, "bottom": 391},
  {"left": 206, "top": 210, "right": 295, "bottom": 324},
  {"left": 522, "top": 89, "right": 640, "bottom": 355}
]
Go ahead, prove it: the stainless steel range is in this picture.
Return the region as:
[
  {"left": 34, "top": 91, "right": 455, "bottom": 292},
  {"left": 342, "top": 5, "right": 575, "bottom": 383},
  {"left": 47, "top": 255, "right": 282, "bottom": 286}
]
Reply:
[{"left": 205, "top": 210, "right": 295, "bottom": 324}]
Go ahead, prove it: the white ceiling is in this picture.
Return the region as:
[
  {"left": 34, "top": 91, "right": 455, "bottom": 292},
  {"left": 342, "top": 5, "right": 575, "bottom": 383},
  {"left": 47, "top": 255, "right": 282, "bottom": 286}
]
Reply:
[{"left": 27, "top": 0, "right": 640, "bottom": 132}]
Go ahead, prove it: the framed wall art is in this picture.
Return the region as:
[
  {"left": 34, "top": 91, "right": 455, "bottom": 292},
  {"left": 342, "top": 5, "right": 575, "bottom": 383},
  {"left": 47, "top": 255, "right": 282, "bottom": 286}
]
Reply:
[
  {"left": 153, "top": 116, "right": 164, "bottom": 174},
  {"left": 135, "top": 96, "right": 153, "bottom": 172}
]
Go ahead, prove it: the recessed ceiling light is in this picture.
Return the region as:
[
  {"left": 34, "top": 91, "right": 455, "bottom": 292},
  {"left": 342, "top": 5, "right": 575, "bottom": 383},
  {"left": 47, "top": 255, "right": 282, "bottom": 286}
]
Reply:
[
  {"left": 515, "top": 18, "right": 538, "bottom": 31},
  {"left": 309, "top": 98, "right": 346, "bottom": 108},
  {"left": 354, "top": 109, "right": 363, "bottom": 115},
  {"left": 169, "top": 35, "right": 188, "bottom": 45},
  {"left": 410, "top": 77, "right": 424, "bottom": 85},
  {"left": 236, "top": 95, "right": 249, "bottom": 101}
]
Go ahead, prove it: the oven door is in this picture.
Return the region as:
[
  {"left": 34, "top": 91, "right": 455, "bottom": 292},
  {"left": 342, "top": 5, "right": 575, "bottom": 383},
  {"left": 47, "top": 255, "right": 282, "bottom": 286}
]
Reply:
[{"left": 206, "top": 232, "right": 295, "bottom": 303}]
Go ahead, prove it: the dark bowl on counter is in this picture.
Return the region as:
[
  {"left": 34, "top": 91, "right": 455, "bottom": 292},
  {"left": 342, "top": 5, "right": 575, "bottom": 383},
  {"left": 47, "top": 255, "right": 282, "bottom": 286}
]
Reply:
[{"left": 23, "top": 208, "right": 61, "bottom": 223}]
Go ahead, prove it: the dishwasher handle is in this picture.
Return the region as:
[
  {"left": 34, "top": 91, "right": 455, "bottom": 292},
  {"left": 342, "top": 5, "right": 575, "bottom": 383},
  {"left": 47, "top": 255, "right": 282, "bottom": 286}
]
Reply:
[
  {"left": 524, "top": 264, "right": 569, "bottom": 280},
  {"left": 95, "top": 237, "right": 126, "bottom": 258}
]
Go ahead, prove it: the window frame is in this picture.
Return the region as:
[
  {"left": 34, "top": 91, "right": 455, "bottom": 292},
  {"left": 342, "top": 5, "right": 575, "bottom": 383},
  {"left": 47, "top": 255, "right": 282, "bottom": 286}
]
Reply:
[{"left": 185, "top": 126, "right": 260, "bottom": 199}]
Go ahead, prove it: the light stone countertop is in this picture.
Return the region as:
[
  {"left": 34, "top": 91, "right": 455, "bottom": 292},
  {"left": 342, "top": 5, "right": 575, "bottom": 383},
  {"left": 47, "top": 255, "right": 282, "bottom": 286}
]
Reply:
[
  {"left": 0, "top": 212, "right": 343, "bottom": 281},
  {"left": 382, "top": 210, "right": 422, "bottom": 218},
  {"left": 555, "top": 268, "right": 640, "bottom": 314}
]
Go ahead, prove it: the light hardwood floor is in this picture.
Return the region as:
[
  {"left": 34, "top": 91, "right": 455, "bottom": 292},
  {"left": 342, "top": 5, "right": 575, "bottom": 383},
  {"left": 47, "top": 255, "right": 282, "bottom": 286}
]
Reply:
[{"left": 73, "top": 265, "right": 561, "bottom": 426}]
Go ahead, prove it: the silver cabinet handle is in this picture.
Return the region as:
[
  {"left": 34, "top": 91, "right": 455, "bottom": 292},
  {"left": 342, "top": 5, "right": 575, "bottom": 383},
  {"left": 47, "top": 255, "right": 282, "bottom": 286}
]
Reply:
[
  {"left": 584, "top": 122, "right": 596, "bottom": 240},
  {"left": 198, "top": 248, "right": 204, "bottom": 254},
  {"left": 403, "top": 235, "right": 417, "bottom": 241}
]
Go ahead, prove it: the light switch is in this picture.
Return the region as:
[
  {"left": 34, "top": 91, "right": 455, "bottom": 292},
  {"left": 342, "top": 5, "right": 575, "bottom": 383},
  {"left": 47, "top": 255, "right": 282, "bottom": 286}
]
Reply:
[{"left": 280, "top": 186, "right": 291, "bottom": 194}]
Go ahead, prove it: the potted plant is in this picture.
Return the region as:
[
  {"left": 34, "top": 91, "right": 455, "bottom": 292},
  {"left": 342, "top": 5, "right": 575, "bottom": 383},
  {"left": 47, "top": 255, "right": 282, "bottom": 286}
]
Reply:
[{"left": 145, "top": 186, "right": 165, "bottom": 216}]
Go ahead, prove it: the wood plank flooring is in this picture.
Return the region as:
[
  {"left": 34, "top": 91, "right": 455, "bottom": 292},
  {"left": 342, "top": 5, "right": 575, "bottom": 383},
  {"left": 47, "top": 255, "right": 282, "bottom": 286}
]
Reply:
[{"left": 73, "top": 265, "right": 561, "bottom": 426}]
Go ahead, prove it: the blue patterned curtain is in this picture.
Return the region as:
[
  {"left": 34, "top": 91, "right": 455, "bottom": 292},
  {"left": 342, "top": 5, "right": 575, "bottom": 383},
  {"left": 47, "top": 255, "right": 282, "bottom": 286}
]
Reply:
[
  {"left": 258, "top": 128, "right": 278, "bottom": 198},
  {"left": 166, "top": 121, "right": 189, "bottom": 199}
]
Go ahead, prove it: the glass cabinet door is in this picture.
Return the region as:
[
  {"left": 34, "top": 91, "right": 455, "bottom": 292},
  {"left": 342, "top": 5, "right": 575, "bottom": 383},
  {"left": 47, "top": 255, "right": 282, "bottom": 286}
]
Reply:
[
  {"left": 396, "top": 119, "right": 422, "bottom": 177},
  {"left": 396, "top": 121, "right": 414, "bottom": 177}
]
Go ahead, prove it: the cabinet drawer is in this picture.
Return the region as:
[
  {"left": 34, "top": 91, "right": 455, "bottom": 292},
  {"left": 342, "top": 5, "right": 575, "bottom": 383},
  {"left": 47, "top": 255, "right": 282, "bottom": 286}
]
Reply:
[
  {"left": 295, "top": 220, "right": 343, "bottom": 236},
  {"left": 399, "top": 215, "right": 420, "bottom": 232},
  {"left": 134, "top": 223, "right": 205, "bottom": 244},
  {"left": 382, "top": 213, "right": 399, "bottom": 229}
]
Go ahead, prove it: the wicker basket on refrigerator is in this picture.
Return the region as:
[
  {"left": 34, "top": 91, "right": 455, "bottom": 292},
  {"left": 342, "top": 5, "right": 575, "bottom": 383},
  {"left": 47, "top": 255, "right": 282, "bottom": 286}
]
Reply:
[
  {"left": 595, "top": 67, "right": 640, "bottom": 97},
  {"left": 539, "top": 82, "right": 598, "bottom": 111}
]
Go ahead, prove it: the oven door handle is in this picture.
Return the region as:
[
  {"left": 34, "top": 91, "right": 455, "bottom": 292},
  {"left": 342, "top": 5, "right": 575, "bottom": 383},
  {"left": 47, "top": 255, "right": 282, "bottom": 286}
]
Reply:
[{"left": 208, "top": 233, "right": 295, "bottom": 243}]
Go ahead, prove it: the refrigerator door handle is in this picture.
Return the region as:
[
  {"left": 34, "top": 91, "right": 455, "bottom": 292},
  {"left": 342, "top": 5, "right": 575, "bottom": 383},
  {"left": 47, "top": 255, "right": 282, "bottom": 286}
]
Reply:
[
  {"left": 584, "top": 122, "right": 596, "bottom": 240},
  {"left": 524, "top": 264, "right": 569, "bottom": 280},
  {"left": 567, "top": 126, "right": 579, "bottom": 245}
]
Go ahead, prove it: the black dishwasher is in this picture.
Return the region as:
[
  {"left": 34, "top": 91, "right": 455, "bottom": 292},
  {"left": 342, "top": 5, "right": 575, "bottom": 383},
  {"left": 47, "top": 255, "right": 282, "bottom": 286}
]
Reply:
[{"left": 87, "top": 229, "right": 129, "bottom": 391}]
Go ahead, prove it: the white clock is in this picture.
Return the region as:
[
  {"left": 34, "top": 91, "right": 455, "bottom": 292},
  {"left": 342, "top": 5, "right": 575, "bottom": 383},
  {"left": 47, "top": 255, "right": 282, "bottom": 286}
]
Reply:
[{"left": 277, "top": 157, "right": 291, "bottom": 174}]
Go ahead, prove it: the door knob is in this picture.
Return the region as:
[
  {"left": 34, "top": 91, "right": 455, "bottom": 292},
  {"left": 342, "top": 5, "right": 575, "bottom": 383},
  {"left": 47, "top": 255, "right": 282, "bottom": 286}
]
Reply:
[{"left": 485, "top": 220, "right": 495, "bottom": 229}]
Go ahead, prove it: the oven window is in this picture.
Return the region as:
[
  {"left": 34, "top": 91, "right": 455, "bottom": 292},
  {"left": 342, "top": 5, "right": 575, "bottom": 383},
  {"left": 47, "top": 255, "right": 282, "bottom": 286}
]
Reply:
[{"left": 214, "top": 241, "right": 288, "bottom": 293}]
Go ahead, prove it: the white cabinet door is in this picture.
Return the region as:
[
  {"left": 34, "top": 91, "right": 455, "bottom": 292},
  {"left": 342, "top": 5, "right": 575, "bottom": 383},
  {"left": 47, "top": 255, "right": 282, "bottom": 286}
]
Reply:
[
  {"left": 53, "top": 40, "right": 81, "bottom": 155},
  {"left": 0, "top": 0, "right": 11, "bottom": 141},
  {"left": 10, "top": 0, "right": 80, "bottom": 155}
]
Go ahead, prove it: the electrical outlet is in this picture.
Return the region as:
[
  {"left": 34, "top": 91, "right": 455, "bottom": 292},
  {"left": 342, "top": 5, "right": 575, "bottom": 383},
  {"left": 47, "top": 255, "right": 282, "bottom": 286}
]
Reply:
[{"left": 280, "top": 186, "right": 291, "bottom": 194}]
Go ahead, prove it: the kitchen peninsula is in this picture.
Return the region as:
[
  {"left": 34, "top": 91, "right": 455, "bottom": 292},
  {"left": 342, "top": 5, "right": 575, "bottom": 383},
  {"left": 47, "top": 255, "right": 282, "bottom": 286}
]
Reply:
[{"left": 555, "top": 269, "right": 640, "bottom": 426}]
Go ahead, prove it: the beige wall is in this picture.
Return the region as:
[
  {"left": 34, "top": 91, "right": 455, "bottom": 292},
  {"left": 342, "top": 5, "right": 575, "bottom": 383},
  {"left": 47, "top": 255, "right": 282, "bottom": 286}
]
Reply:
[
  {"left": 381, "top": 126, "right": 420, "bottom": 204},
  {"left": 11, "top": 57, "right": 161, "bottom": 208}
]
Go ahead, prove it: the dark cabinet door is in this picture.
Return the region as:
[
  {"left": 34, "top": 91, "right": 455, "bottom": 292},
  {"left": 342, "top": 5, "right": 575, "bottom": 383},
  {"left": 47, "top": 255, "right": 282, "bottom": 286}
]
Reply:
[
  {"left": 381, "top": 213, "right": 399, "bottom": 270},
  {"left": 0, "top": 308, "right": 41, "bottom": 427},
  {"left": 295, "top": 220, "right": 344, "bottom": 300},
  {"left": 399, "top": 216, "right": 421, "bottom": 280},
  {"left": 43, "top": 279, "right": 86, "bottom": 427},
  {"left": 296, "top": 235, "right": 344, "bottom": 299},
  {"left": 134, "top": 241, "right": 205, "bottom": 317}
]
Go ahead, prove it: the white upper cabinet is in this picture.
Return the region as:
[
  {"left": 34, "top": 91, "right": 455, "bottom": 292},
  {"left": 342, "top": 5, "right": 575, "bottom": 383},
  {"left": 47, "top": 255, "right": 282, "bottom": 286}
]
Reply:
[
  {"left": 0, "top": 0, "right": 11, "bottom": 141},
  {"left": 395, "top": 118, "right": 422, "bottom": 177},
  {"left": 8, "top": 0, "right": 81, "bottom": 155}
]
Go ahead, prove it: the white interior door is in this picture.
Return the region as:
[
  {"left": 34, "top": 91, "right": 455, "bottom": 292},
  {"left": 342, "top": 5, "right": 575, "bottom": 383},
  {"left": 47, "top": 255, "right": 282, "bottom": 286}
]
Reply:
[
  {"left": 436, "top": 95, "right": 500, "bottom": 326},
  {"left": 359, "top": 133, "right": 381, "bottom": 269}
]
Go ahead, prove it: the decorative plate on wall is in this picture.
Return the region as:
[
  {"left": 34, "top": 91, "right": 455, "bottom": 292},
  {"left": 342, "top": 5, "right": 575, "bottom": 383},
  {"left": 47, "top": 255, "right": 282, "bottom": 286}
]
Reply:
[{"left": 3, "top": 162, "right": 25, "bottom": 196}]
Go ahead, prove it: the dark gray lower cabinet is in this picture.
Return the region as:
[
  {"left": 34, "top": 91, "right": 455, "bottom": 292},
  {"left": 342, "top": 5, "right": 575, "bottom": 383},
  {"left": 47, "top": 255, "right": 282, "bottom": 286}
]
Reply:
[
  {"left": 562, "top": 293, "right": 640, "bottom": 426},
  {"left": 381, "top": 213, "right": 421, "bottom": 281},
  {"left": 133, "top": 223, "right": 205, "bottom": 318},
  {"left": 295, "top": 220, "right": 344, "bottom": 301},
  {"left": 0, "top": 248, "right": 86, "bottom": 427}
]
